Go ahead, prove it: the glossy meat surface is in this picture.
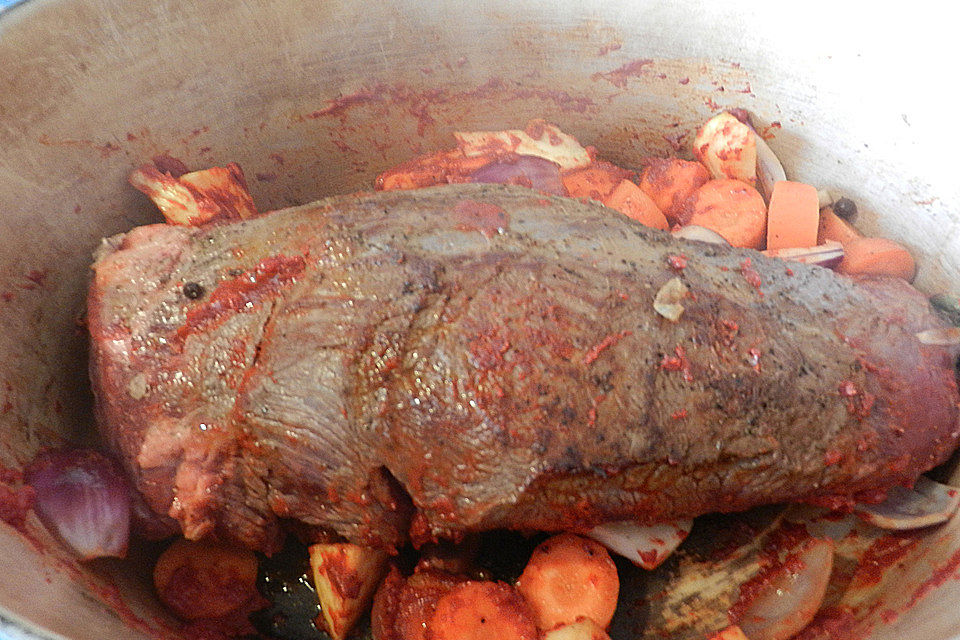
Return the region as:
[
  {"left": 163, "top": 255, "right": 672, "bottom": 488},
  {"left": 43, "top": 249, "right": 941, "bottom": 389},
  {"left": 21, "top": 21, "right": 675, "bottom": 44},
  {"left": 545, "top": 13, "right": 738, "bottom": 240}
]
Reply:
[{"left": 88, "top": 184, "right": 960, "bottom": 551}]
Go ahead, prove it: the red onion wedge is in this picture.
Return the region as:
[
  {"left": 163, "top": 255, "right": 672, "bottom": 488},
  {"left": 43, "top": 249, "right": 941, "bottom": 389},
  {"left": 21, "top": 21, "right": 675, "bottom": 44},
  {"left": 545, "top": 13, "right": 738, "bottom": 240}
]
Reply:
[
  {"left": 671, "top": 224, "right": 730, "bottom": 246},
  {"left": 736, "top": 538, "right": 834, "bottom": 640},
  {"left": 469, "top": 154, "right": 566, "bottom": 196},
  {"left": 586, "top": 519, "right": 692, "bottom": 570},
  {"left": 761, "top": 241, "right": 844, "bottom": 269},
  {"left": 25, "top": 449, "right": 131, "bottom": 560},
  {"left": 856, "top": 476, "right": 960, "bottom": 530}
]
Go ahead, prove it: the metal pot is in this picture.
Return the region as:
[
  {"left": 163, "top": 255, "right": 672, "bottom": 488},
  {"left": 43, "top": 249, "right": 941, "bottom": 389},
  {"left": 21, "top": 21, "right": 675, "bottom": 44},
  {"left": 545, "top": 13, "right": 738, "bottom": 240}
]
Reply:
[{"left": 1, "top": 1, "right": 958, "bottom": 638}]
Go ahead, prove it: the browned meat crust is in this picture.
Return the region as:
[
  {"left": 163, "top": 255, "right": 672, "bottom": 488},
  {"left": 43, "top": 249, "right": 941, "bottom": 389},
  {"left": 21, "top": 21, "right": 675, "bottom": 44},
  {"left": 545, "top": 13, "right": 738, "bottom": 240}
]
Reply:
[{"left": 87, "top": 184, "right": 960, "bottom": 552}]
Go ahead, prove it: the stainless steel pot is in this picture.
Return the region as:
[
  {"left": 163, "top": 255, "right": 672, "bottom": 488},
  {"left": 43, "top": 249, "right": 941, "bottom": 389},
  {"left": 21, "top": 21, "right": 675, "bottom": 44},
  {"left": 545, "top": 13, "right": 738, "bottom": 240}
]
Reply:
[{"left": 1, "top": 1, "right": 958, "bottom": 638}]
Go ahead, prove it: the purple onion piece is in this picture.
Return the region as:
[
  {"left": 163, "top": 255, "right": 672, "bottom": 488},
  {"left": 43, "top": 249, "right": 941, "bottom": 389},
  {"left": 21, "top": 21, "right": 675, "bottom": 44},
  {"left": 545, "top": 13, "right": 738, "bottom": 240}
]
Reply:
[
  {"left": 762, "top": 241, "right": 844, "bottom": 269},
  {"left": 468, "top": 154, "right": 567, "bottom": 196},
  {"left": 25, "top": 448, "right": 131, "bottom": 560}
]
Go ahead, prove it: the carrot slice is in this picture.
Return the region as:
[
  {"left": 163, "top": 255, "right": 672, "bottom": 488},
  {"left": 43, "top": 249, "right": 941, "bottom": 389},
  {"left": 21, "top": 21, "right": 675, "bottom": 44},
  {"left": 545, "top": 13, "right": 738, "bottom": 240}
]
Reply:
[
  {"left": 153, "top": 538, "right": 259, "bottom": 620},
  {"left": 680, "top": 179, "right": 767, "bottom": 249},
  {"left": 817, "top": 208, "right": 862, "bottom": 245},
  {"left": 515, "top": 533, "right": 620, "bottom": 631},
  {"left": 638, "top": 157, "right": 710, "bottom": 224},
  {"left": 561, "top": 161, "right": 634, "bottom": 201},
  {"left": 427, "top": 581, "right": 538, "bottom": 640},
  {"left": 765, "top": 181, "right": 820, "bottom": 250},
  {"left": 837, "top": 236, "right": 916, "bottom": 281},
  {"left": 603, "top": 179, "right": 669, "bottom": 230}
]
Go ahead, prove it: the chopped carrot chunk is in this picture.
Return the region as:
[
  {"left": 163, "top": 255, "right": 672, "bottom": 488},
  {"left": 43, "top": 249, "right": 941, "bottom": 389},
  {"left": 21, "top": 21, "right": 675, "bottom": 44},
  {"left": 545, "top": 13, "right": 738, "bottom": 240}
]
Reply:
[
  {"left": 765, "top": 181, "right": 820, "bottom": 250},
  {"left": 603, "top": 179, "right": 669, "bottom": 230},
  {"left": 638, "top": 157, "right": 710, "bottom": 224},
  {"left": 680, "top": 179, "right": 767, "bottom": 249},
  {"left": 837, "top": 237, "right": 916, "bottom": 281}
]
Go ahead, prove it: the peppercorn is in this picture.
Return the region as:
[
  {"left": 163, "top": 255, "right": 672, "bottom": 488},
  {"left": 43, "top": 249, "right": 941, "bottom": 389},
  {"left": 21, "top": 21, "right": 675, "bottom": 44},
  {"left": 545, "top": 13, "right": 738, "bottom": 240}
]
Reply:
[
  {"left": 832, "top": 197, "right": 857, "bottom": 220},
  {"left": 182, "top": 282, "right": 205, "bottom": 299}
]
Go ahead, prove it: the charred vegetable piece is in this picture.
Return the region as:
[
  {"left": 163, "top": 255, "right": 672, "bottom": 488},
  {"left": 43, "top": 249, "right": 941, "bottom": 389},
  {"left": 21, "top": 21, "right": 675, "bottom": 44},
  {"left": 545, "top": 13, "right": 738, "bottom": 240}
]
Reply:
[
  {"left": 516, "top": 533, "right": 619, "bottom": 631},
  {"left": 153, "top": 538, "right": 261, "bottom": 621},
  {"left": 130, "top": 162, "right": 257, "bottom": 226},
  {"left": 309, "top": 543, "right": 389, "bottom": 640},
  {"left": 855, "top": 476, "right": 960, "bottom": 530}
]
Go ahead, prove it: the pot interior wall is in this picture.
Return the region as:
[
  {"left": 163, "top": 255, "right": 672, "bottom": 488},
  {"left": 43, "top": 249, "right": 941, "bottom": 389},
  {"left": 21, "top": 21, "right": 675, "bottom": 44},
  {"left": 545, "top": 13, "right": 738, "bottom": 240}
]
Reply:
[{"left": 0, "top": 0, "right": 958, "bottom": 638}]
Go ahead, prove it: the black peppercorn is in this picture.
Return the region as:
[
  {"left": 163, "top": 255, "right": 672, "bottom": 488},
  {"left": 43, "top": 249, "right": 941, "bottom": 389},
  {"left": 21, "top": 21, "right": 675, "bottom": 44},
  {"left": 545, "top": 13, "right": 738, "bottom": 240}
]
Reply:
[
  {"left": 832, "top": 197, "right": 857, "bottom": 220},
  {"left": 182, "top": 282, "right": 205, "bottom": 299}
]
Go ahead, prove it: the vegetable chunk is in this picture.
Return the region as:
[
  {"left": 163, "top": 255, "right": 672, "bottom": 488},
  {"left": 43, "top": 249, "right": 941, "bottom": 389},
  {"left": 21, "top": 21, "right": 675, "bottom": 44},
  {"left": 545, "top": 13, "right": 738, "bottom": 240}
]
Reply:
[
  {"left": 130, "top": 162, "right": 257, "bottom": 226},
  {"left": 693, "top": 112, "right": 757, "bottom": 184},
  {"left": 765, "top": 181, "right": 820, "bottom": 250},
  {"left": 428, "top": 581, "right": 539, "bottom": 640},
  {"left": 515, "top": 533, "right": 619, "bottom": 631},
  {"left": 153, "top": 538, "right": 260, "bottom": 620},
  {"left": 681, "top": 179, "right": 767, "bottom": 248},
  {"left": 309, "top": 542, "right": 389, "bottom": 640},
  {"left": 638, "top": 157, "right": 710, "bottom": 224}
]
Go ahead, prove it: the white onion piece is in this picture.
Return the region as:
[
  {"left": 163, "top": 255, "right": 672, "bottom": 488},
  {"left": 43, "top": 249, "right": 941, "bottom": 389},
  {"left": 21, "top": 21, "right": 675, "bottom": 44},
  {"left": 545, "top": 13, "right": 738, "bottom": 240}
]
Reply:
[
  {"left": 856, "top": 476, "right": 960, "bottom": 530},
  {"left": 587, "top": 519, "right": 692, "bottom": 570},
  {"left": 816, "top": 189, "right": 836, "bottom": 210},
  {"left": 26, "top": 449, "right": 131, "bottom": 560},
  {"left": 469, "top": 154, "right": 566, "bottom": 196},
  {"left": 753, "top": 133, "right": 786, "bottom": 203},
  {"left": 737, "top": 538, "right": 834, "bottom": 640},
  {"left": 915, "top": 327, "right": 960, "bottom": 346},
  {"left": 761, "top": 241, "right": 844, "bottom": 269},
  {"left": 672, "top": 225, "right": 730, "bottom": 246},
  {"left": 654, "top": 277, "right": 689, "bottom": 322}
]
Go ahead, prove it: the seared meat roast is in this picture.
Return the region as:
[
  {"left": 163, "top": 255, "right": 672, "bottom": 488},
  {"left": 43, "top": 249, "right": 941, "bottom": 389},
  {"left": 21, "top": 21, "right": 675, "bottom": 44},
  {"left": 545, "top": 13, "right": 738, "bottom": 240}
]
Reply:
[{"left": 88, "top": 184, "right": 960, "bottom": 552}]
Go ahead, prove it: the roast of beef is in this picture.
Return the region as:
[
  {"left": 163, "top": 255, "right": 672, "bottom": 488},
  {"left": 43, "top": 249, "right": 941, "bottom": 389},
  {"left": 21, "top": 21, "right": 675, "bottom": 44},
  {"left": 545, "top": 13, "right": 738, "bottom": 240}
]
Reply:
[{"left": 87, "top": 183, "right": 960, "bottom": 553}]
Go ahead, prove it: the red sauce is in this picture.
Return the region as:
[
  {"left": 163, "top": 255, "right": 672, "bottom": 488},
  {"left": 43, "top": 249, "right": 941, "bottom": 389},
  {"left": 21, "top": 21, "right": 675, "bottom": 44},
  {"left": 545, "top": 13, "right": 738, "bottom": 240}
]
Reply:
[
  {"left": 739, "top": 258, "right": 763, "bottom": 295},
  {"left": 660, "top": 345, "right": 693, "bottom": 382},
  {"left": 667, "top": 254, "right": 688, "bottom": 271},
  {"left": 453, "top": 200, "right": 509, "bottom": 238},
  {"left": 583, "top": 330, "right": 632, "bottom": 365},
  {"left": 638, "top": 549, "right": 659, "bottom": 566},
  {"left": 175, "top": 255, "right": 305, "bottom": 345},
  {"left": 591, "top": 59, "right": 655, "bottom": 89},
  {"left": 850, "top": 532, "right": 923, "bottom": 589},
  {"left": 793, "top": 606, "right": 870, "bottom": 640},
  {"left": 903, "top": 547, "right": 960, "bottom": 610}
]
